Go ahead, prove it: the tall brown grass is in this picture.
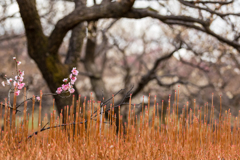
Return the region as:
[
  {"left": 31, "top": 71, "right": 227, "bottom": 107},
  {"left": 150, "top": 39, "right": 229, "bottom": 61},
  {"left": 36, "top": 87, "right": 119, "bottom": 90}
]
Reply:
[{"left": 0, "top": 87, "right": 239, "bottom": 159}]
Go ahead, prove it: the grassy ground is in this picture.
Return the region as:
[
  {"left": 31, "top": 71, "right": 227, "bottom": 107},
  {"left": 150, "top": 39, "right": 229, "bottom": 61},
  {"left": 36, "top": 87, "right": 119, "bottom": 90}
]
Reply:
[{"left": 0, "top": 89, "right": 239, "bottom": 159}]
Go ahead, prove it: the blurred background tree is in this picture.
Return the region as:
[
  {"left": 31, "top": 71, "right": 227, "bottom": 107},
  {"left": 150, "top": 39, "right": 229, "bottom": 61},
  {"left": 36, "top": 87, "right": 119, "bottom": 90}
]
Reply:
[{"left": 0, "top": 0, "right": 240, "bottom": 123}]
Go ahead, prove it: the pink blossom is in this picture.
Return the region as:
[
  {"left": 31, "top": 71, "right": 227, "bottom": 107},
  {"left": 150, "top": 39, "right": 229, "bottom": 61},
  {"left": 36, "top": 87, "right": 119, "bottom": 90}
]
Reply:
[
  {"left": 13, "top": 81, "right": 17, "bottom": 87},
  {"left": 36, "top": 96, "right": 40, "bottom": 101},
  {"left": 62, "top": 84, "right": 69, "bottom": 91},
  {"left": 19, "top": 76, "right": 24, "bottom": 82},
  {"left": 20, "top": 71, "right": 24, "bottom": 76},
  {"left": 71, "top": 76, "right": 76, "bottom": 81},
  {"left": 69, "top": 88, "right": 75, "bottom": 94},
  {"left": 18, "top": 83, "right": 25, "bottom": 90},
  {"left": 2, "top": 81, "right": 5, "bottom": 87},
  {"left": 70, "top": 76, "right": 77, "bottom": 84},
  {"left": 17, "top": 61, "right": 21, "bottom": 65},
  {"left": 13, "top": 57, "right": 16, "bottom": 60},
  {"left": 15, "top": 76, "right": 18, "bottom": 80},
  {"left": 63, "top": 78, "right": 68, "bottom": 83},
  {"left": 15, "top": 90, "right": 20, "bottom": 96},
  {"left": 71, "top": 79, "right": 76, "bottom": 85},
  {"left": 56, "top": 87, "right": 62, "bottom": 94},
  {"left": 56, "top": 68, "right": 79, "bottom": 95},
  {"left": 71, "top": 67, "right": 79, "bottom": 76},
  {"left": 7, "top": 78, "right": 12, "bottom": 85}
]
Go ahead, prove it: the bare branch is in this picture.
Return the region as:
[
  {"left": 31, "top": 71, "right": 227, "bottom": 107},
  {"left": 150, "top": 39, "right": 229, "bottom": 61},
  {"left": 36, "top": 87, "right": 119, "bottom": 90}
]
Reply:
[
  {"left": 132, "top": 44, "right": 182, "bottom": 97},
  {"left": 64, "top": 0, "right": 87, "bottom": 67},
  {"left": 101, "top": 0, "right": 111, "bottom": 4},
  {"left": 0, "top": 35, "right": 25, "bottom": 43},
  {"left": 155, "top": 75, "right": 213, "bottom": 89},
  {"left": 0, "top": 12, "right": 19, "bottom": 23},
  {"left": 178, "top": 0, "right": 240, "bottom": 17},
  {"left": 48, "top": 0, "right": 135, "bottom": 56},
  {"left": 179, "top": 57, "right": 210, "bottom": 72},
  {"left": 125, "top": 8, "right": 210, "bottom": 26},
  {"left": 123, "top": 8, "right": 240, "bottom": 51},
  {"left": 188, "top": 0, "right": 234, "bottom": 5}
]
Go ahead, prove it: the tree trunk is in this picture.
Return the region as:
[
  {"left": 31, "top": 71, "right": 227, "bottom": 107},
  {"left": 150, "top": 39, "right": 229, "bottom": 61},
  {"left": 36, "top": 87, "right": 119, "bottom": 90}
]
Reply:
[
  {"left": 16, "top": 0, "right": 135, "bottom": 118},
  {"left": 17, "top": 0, "right": 78, "bottom": 114},
  {"left": 84, "top": 38, "right": 108, "bottom": 100}
]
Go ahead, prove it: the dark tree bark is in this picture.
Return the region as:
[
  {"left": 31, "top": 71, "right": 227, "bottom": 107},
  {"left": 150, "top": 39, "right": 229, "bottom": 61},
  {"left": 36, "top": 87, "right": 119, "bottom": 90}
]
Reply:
[
  {"left": 65, "top": 0, "right": 87, "bottom": 67},
  {"left": 16, "top": 0, "right": 75, "bottom": 112},
  {"left": 16, "top": 0, "right": 135, "bottom": 114},
  {"left": 84, "top": 36, "right": 108, "bottom": 100}
]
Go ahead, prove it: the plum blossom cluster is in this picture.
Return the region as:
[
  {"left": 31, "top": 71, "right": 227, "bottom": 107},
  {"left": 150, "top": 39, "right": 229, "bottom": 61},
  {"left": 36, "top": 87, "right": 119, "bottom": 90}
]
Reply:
[
  {"left": 1, "top": 57, "right": 25, "bottom": 96},
  {"left": 56, "top": 67, "right": 79, "bottom": 95}
]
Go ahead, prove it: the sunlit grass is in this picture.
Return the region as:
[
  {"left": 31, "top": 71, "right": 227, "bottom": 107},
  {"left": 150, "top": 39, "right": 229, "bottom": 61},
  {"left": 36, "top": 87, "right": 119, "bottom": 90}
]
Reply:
[{"left": 0, "top": 87, "right": 240, "bottom": 159}]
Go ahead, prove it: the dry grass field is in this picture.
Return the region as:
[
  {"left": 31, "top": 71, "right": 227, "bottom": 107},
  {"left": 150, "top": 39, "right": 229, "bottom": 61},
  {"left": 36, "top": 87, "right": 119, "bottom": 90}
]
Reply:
[{"left": 0, "top": 88, "right": 239, "bottom": 159}]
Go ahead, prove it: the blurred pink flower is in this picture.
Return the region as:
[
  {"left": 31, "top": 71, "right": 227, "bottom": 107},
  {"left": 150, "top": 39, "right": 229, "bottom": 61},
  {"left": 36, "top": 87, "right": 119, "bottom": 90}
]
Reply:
[
  {"left": 2, "top": 81, "right": 5, "bottom": 87},
  {"left": 63, "top": 78, "right": 68, "bottom": 83},
  {"left": 17, "top": 61, "right": 21, "bottom": 65},
  {"left": 15, "top": 90, "right": 20, "bottom": 96},
  {"left": 71, "top": 76, "right": 76, "bottom": 81},
  {"left": 69, "top": 88, "right": 75, "bottom": 94},
  {"left": 20, "top": 71, "right": 24, "bottom": 76},
  {"left": 68, "top": 83, "right": 73, "bottom": 89},
  {"left": 71, "top": 67, "right": 79, "bottom": 76},
  {"left": 13, "top": 81, "right": 17, "bottom": 87},
  {"left": 71, "top": 80, "right": 76, "bottom": 85},
  {"left": 18, "top": 83, "right": 25, "bottom": 90},
  {"left": 62, "top": 84, "right": 69, "bottom": 91},
  {"left": 36, "top": 96, "right": 40, "bottom": 101},
  {"left": 19, "top": 76, "right": 24, "bottom": 82},
  {"left": 71, "top": 76, "right": 77, "bottom": 84},
  {"left": 56, "top": 87, "right": 62, "bottom": 94}
]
